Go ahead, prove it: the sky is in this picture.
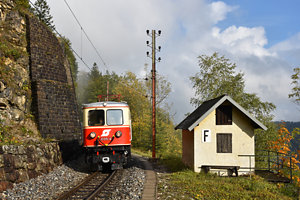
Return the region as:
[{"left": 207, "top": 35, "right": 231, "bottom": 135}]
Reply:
[{"left": 34, "top": 0, "right": 300, "bottom": 123}]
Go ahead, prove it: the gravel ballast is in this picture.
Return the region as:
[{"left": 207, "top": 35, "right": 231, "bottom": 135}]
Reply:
[{"left": 0, "top": 155, "right": 146, "bottom": 200}]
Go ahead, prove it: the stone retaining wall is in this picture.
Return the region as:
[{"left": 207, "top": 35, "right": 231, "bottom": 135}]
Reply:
[
  {"left": 0, "top": 143, "right": 62, "bottom": 192},
  {"left": 27, "top": 16, "right": 81, "bottom": 141}
]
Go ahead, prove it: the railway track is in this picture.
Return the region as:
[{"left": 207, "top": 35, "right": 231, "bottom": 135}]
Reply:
[{"left": 57, "top": 170, "right": 118, "bottom": 200}]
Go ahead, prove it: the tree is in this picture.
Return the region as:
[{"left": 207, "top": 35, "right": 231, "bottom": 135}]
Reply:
[
  {"left": 76, "top": 67, "right": 181, "bottom": 155},
  {"left": 269, "top": 123, "right": 300, "bottom": 186},
  {"left": 113, "top": 72, "right": 152, "bottom": 149},
  {"left": 144, "top": 67, "right": 172, "bottom": 106},
  {"left": 82, "top": 63, "right": 120, "bottom": 103},
  {"left": 33, "top": 0, "right": 55, "bottom": 31},
  {"left": 190, "top": 53, "right": 244, "bottom": 106},
  {"left": 113, "top": 71, "right": 180, "bottom": 155},
  {"left": 289, "top": 67, "right": 300, "bottom": 106},
  {"left": 190, "top": 52, "right": 276, "bottom": 150},
  {"left": 190, "top": 52, "right": 275, "bottom": 121}
]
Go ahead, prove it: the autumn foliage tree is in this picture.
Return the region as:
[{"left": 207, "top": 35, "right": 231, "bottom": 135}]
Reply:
[
  {"left": 112, "top": 71, "right": 181, "bottom": 156},
  {"left": 269, "top": 123, "right": 300, "bottom": 186},
  {"left": 113, "top": 72, "right": 152, "bottom": 150}
]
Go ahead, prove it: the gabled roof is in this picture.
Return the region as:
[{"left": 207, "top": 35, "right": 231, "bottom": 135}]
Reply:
[{"left": 175, "top": 95, "right": 267, "bottom": 131}]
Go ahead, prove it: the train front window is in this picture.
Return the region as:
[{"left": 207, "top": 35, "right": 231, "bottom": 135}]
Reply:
[
  {"left": 107, "top": 109, "right": 123, "bottom": 125},
  {"left": 88, "top": 110, "right": 105, "bottom": 126}
]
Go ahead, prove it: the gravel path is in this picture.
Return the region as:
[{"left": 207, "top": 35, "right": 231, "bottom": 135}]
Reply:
[{"left": 0, "top": 155, "right": 146, "bottom": 200}]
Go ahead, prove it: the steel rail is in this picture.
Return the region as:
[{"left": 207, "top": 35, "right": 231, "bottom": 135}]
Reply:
[
  {"left": 56, "top": 172, "right": 99, "bottom": 200},
  {"left": 84, "top": 170, "right": 117, "bottom": 200},
  {"left": 56, "top": 170, "right": 117, "bottom": 200}
]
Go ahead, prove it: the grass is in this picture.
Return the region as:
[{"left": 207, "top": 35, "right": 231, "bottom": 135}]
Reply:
[
  {"left": 132, "top": 148, "right": 299, "bottom": 200},
  {"left": 158, "top": 169, "right": 298, "bottom": 200},
  {"left": 131, "top": 148, "right": 152, "bottom": 157}
]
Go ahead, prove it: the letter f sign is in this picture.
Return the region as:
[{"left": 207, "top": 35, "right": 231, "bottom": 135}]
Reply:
[{"left": 202, "top": 129, "right": 211, "bottom": 143}]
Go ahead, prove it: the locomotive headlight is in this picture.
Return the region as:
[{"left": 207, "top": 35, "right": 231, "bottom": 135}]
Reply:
[
  {"left": 115, "top": 131, "right": 122, "bottom": 138},
  {"left": 89, "top": 132, "right": 96, "bottom": 139}
]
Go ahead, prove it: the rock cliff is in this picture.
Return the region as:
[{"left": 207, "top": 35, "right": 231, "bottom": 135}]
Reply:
[
  {"left": 0, "top": 0, "right": 81, "bottom": 144},
  {"left": 0, "top": 0, "right": 81, "bottom": 192},
  {"left": 0, "top": 0, "right": 41, "bottom": 144}
]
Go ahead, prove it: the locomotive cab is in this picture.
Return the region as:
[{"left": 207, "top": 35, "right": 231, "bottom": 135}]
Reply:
[{"left": 82, "top": 101, "right": 132, "bottom": 171}]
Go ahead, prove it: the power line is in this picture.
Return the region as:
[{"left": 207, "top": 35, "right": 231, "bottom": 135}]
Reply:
[
  {"left": 28, "top": 0, "right": 149, "bottom": 98},
  {"left": 63, "top": 0, "right": 108, "bottom": 71},
  {"left": 28, "top": 0, "right": 91, "bottom": 71},
  {"left": 62, "top": 0, "right": 151, "bottom": 97}
]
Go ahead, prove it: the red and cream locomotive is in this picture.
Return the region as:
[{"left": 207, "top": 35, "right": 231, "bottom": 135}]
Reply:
[{"left": 82, "top": 101, "right": 132, "bottom": 170}]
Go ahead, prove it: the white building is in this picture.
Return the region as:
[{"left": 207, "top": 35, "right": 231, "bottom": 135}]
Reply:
[{"left": 175, "top": 95, "right": 267, "bottom": 176}]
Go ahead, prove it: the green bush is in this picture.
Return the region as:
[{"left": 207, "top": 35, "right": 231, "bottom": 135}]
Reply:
[
  {"left": 15, "top": 0, "right": 30, "bottom": 9},
  {"left": 158, "top": 155, "right": 188, "bottom": 172}
]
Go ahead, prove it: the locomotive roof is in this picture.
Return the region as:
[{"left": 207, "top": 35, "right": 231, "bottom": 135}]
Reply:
[{"left": 83, "top": 101, "right": 129, "bottom": 108}]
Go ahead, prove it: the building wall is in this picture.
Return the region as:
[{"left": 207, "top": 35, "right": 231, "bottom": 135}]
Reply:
[
  {"left": 182, "top": 129, "right": 194, "bottom": 168},
  {"left": 193, "top": 104, "right": 255, "bottom": 174}
]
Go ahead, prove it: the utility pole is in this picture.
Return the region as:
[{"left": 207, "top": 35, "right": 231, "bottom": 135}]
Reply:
[{"left": 146, "top": 30, "right": 161, "bottom": 159}]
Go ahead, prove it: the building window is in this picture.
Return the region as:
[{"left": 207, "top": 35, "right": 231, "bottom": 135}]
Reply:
[
  {"left": 216, "top": 105, "right": 232, "bottom": 125},
  {"left": 217, "top": 133, "right": 232, "bottom": 153}
]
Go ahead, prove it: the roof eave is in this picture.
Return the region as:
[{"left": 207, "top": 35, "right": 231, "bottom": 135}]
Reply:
[
  {"left": 225, "top": 96, "right": 268, "bottom": 131},
  {"left": 187, "top": 95, "right": 267, "bottom": 131},
  {"left": 188, "top": 95, "right": 228, "bottom": 131}
]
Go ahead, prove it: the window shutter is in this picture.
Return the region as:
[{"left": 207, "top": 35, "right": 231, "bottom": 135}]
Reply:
[
  {"left": 217, "top": 133, "right": 232, "bottom": 153},
  {"left": 216, "top": 105, "right": 232, "bottom": 125}
]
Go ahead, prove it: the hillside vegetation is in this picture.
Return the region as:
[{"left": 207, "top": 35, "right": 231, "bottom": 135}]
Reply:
[
  {"left": 77, "top": 65, "right": 182, "bottom": 157},
  {"left": 132, "top": 148, "right": 299, "bottom": 199},
  {"left": 274, "top": 121, "right": 300, "bottom": 153},
  {"left": 157, "top": 169, "right": 298, "bottom": 200}
]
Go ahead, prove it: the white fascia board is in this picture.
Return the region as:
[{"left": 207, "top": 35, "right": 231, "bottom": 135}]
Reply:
[
  {"left": 225, "top": 96, "right": 267, "bottom": 131},
  {"left": 188, "top": 96, "right": 227, "bottom": 131},
  {"left": 188, "top": 95, "right": 267, "bottom": 131}
]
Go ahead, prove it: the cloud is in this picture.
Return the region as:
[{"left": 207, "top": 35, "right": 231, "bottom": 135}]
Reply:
[
  {"left": 212, "top": 26, "right": 274, "bottom": 57},
  {"left": 39, "top": 0, "right": 299, "bottom": 122},
  {"left": 209, "top": 1, "right": 237, "bottom": 23},
  {"left": 270, "top": 33, "right": 300, "bottom": 67},
  {"left": 271, "top": 32, "right": 300, "bottom": 52}
]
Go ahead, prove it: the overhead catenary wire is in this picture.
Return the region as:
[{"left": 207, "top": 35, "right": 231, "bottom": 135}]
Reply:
[
  {"left": 63, "top": 0, "right": 108, "bottom": 71},
  {"left": 28, "top": 0, "right": 91, "bottom": 71},
  {"left": 28, "top": 0, "right": 149, "bottom": 98}
]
